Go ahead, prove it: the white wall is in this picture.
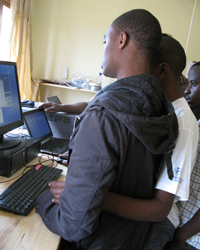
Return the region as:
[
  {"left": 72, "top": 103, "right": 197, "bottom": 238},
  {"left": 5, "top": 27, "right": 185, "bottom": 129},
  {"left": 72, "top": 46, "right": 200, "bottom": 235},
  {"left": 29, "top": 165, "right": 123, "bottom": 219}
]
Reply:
[{"left": 31, "top": 0, "right": 200, "bottom": 99}]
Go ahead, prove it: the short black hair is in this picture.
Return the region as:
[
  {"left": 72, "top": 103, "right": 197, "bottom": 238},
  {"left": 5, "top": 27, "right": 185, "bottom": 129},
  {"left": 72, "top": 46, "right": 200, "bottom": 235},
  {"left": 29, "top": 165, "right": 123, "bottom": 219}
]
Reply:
[
  {"left": 191, "top": 61, "right": 200, "bottom": 68},
  {"left": 151, "top": 34, "right": 186, "bottom": 77},
  {"left": 111, "top": 9, "right": 162, "bottom": 60}
]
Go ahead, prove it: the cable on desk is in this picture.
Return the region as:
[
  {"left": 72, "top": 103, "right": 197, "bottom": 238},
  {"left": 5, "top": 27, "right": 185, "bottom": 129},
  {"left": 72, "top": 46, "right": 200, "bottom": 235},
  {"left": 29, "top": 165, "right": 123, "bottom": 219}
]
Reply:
[
  {"left": 38, "top": 154, "right": 58, "bottom": 168},
  {"left": 0, "top": 164, "right": 35, "bottom": 184},
  {"left": 0, "top": 130, "right": 59, "bottom": 184},
  {"left": 0, "top": 155, "right": 58, "bottom": 184}
]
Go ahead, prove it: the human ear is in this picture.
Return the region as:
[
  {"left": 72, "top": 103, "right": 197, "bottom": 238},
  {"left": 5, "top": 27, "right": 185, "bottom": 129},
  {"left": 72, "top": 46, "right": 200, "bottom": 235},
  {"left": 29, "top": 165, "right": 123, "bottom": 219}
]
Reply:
[
  {"left": 158, "top": 62, "right": 170, "bottom": 78},
  {"left": 119, "top": 32, "right": 128, "bottom": 49}
]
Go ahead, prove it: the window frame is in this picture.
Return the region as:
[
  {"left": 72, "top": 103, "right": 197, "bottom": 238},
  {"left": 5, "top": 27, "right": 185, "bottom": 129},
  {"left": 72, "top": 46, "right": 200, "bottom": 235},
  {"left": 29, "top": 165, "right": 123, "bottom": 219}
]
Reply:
[{"left": 0, "top": 0, "right": 10, "bottom": 39}]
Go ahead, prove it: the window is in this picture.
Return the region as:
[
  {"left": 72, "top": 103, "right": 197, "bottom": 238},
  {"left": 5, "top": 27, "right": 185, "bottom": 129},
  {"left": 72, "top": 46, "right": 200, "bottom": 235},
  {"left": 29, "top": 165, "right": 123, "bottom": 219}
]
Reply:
[{"left": 0, "top": 0, "right": 11, "bottom": 60}]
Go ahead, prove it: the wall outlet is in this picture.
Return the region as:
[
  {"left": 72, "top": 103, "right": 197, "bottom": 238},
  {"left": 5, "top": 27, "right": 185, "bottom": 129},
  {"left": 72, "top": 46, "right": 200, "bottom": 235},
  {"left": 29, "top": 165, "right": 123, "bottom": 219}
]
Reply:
[{"left": 63, "top": 67, "right": 68, "bottom": 79}]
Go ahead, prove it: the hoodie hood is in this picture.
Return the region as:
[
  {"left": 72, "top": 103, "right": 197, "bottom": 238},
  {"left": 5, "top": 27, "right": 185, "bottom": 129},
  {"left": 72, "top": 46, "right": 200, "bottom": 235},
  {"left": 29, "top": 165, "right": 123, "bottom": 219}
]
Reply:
[{"left": 82, "top": 74, "right": 178, "bottom": 156}]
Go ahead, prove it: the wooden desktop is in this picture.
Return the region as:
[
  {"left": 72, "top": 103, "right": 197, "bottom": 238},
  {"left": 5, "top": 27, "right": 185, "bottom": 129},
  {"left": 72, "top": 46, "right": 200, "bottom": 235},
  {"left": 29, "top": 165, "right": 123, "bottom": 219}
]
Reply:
[{"left": 0, "top": 157, "right": 67, "bottom": 250}]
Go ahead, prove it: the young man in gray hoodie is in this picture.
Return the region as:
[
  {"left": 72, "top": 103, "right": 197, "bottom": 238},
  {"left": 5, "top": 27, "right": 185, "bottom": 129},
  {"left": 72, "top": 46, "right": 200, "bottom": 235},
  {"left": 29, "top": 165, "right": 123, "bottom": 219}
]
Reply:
[{"left": 36, "top": 9, "right": 178, "bottom": 250}]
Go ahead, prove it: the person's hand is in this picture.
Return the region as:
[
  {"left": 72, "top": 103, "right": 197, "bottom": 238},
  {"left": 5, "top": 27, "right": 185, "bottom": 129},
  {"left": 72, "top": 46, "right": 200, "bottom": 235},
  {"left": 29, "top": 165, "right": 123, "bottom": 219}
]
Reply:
[
  {"left": 37, "top": 102, "right": 62, "bottom": 113},
  {"left": 58, "top": 151, "right": 68, "bottom": 165},
  {"left": 49, "top": 181, "right": 65, "bottom": 203}
]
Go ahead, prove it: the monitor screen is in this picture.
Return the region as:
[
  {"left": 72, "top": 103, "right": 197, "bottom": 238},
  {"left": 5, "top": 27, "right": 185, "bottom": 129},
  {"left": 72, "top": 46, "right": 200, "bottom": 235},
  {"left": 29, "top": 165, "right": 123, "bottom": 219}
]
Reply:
[{"left": 0, "top": 61, "right": 23, "bottom": 150}]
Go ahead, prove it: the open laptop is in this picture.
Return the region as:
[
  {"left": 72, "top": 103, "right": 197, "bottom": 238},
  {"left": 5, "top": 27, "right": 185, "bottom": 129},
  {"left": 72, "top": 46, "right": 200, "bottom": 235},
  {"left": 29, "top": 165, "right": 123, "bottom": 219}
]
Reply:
[{"left": 23, "top": 108, "right": 70, "bottom": 156}]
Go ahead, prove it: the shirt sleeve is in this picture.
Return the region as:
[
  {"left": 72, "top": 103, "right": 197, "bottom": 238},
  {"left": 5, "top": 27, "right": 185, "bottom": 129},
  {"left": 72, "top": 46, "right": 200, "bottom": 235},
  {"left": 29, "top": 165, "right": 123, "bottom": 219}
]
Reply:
[
  {"left": 156, "top": 128, "right": 197, "bottom": 201},
  {"left": 35, "top": 109, "right": 119, "bottom": 241}
]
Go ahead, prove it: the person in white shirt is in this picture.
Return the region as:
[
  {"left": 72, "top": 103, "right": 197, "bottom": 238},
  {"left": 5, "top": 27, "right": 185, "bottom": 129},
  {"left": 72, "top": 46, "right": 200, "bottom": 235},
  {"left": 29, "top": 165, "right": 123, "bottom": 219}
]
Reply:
[{"left": 165, "top": 62, "right": 200, "bottom": 250}]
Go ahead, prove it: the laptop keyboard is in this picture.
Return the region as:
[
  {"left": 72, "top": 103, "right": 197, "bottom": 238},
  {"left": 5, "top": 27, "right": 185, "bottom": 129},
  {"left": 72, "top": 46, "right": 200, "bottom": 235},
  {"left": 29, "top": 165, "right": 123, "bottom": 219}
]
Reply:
[
  {"left": 41, "top": 138, "right": 69, "bottom": 155},
  {"left": 0, "top": 165, "right": 63, "bottom": 215}
]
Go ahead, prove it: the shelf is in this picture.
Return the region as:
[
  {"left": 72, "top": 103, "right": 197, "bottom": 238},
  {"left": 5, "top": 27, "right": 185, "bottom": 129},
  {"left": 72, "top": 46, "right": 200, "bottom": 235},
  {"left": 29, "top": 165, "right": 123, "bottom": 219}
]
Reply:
[
  {"left": 39, "top": 82, "right": 98, "bottom": 94},
  {"left": 39, "top": 82, "right": 97, "bottom": 104}
]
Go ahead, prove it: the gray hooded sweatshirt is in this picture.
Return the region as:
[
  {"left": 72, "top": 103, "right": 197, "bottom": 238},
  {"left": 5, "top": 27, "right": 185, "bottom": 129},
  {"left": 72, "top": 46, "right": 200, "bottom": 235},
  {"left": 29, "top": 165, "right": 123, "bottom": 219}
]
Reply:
[{"left": 36, "top": 74, "right": 178, "bottom": 250}]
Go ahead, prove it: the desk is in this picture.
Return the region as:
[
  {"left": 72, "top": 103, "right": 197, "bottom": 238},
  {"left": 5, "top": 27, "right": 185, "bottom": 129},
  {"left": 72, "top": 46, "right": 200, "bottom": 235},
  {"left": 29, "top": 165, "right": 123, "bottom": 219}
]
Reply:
[{"left": 0, "top": 156, "right": 67, "bottom": 250}]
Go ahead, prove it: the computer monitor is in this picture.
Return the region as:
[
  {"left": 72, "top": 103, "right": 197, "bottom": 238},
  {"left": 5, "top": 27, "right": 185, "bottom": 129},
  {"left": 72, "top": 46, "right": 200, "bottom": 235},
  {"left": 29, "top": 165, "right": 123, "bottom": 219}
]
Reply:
[{"left": 0, "top": 61, "right": 23, "bottom": 150}]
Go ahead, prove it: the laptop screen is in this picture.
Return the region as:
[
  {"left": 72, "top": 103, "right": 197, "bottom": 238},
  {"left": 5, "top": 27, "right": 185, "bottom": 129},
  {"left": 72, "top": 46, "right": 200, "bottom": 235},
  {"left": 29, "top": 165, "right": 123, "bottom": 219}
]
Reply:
[{"left": 23, "top": 109, "right": 52, "bottom": 140}]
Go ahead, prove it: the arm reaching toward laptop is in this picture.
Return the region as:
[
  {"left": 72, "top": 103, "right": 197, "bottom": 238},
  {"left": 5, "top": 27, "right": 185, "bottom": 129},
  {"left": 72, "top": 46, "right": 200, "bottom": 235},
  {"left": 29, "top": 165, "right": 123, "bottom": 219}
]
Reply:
[{"left": 38, "top": 102, "right": 88, "bottom": 114}]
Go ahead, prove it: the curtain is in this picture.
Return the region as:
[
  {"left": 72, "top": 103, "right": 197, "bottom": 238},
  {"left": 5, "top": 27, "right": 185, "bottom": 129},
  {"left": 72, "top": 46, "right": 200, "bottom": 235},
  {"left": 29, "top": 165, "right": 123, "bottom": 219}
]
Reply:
[{"left": 9, "top": 0, "right": 39, "bottom": 101}]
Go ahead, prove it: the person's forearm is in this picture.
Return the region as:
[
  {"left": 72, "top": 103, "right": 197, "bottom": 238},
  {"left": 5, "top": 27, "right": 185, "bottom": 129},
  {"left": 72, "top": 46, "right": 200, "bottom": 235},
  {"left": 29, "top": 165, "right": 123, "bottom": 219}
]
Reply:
[
  {"left": 174, "top": 209, "right": 200, "bottom": 243},
  {"left": 103, "top": 191, "right": 174, "bottom": 222},
  {"left": 60, "top": 102, "right": 88, "bottom": 114}
]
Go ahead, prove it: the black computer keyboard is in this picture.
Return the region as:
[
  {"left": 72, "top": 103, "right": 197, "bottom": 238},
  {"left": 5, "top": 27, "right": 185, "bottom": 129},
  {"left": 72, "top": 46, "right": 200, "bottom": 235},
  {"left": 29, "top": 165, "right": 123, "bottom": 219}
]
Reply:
[{"left": 0, "top": 165, "right": 63, "bottom": 215}]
